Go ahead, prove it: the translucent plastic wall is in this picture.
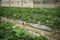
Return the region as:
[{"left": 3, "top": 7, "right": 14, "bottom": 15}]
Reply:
[{"left": 0, "top": 0, "right": 60, "bottom": 8}]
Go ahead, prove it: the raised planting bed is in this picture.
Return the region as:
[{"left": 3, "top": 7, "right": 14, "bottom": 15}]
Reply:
[
  {"left": 0, "top": 7, "right": 60, "bottom": 30},
  {"left": 0, "top": 20, "right": 48, "bottom": 40}
]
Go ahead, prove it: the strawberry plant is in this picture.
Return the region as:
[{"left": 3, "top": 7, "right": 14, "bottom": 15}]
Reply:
[
  {"left": 0, "top": 7, "right": 60, "bottom": 30},
  {"left": 0, "top": 20, "right": 48, "bottom": 40}
]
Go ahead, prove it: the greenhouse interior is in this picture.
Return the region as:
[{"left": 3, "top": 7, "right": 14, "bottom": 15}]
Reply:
[{"left": 0, "top": 0, "right": 60, "bottom": 40}]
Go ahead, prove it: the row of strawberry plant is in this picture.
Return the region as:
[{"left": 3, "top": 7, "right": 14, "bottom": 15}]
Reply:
[
  {"left": 0, "top": 20, "right": 48, "bottom": 40},
  {"left": 0, "top": 7, "right": 60, "bottom": 30}
]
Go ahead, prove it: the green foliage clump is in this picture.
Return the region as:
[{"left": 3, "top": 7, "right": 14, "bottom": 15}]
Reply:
[
  {"left": 0, "top": 20, "right": 48, "bottom": 40},
  {"left": 0, "top": 7, "right": 60, "bottom": 30}
]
